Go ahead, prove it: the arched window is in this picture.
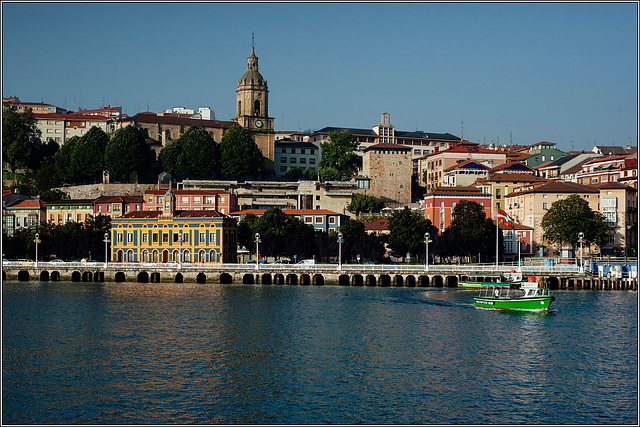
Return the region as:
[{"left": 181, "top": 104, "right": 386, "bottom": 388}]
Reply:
[
  {"left": 199, "top": 250, "right": 206, "bottom": 263},
  {"left": 152, "top": 250, "right": 159, "bottom": 263},
  {"left": 254, "top": 100, "right": 260, "bottom": 115},
  {"left": 142, "top": 250, "right": 149, "bottom": 263}
]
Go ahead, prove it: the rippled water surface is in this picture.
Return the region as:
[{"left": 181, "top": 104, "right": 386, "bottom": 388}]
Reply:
[{"left": 2, "top": 281, "right": 637, "bottom": 424}]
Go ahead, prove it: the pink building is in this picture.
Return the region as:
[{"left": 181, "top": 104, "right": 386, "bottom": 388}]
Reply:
[
  {"left": 423, "top": 186, "right": 492, "bottom": 233},
  {"left": 143, "top": 189, "right": 238, "bottom": 215}
]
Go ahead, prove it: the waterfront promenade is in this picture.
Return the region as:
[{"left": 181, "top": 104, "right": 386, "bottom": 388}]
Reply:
[{"left": 3, "top": 260, "right": 636, "bottom": 290}]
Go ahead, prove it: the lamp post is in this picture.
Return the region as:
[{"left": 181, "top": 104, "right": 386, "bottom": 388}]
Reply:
[
  {"left": 178, "top": 230, "right": 183, "bottom": 269},
  {"left": 255, "top": 233, "right": 261, "bottom": 270},
  {"left": 517, "top": 233, "right": 521, "bottom": 272},
  {"left": 103, "top": 232, "right": 110, "bottom": 269},
  {"left": 578, "top": 232, "right": 585, "bottom": 273},
  {"left": 424, "top": 232, "right": 430, "bottom": 272},
  {"left": 34, "top": 233, "right": 40, "bottom": 267},
  {"left": 337, "top": 232, "right": 344, "bottom": 270}
]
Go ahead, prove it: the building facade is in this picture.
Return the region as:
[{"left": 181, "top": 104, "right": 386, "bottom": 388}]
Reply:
[
  {"left": 110, "top": 190, "right": 237, "bottom": 264},
  {"left": 33, "top": 113, "right": 111, "bottom": 145},
  {"left": 423, "top": 187, "right": 492, "bottom": 233},
  {"left": 143, "top": 189, "right": 238, "bottom": 215},
  {"left": 46, "top": 199, "right": 94, "bottom": 225},
  {"left": 4, "top": 199, "right": 47, "bottom": 236},
  {"left": 361, "top": 143, "right": 412, "bottom": 205},
  {"left": 274, "top": 140, "right": 320, "bottom": 178},
  {"left": 93, "top": 195, "right": 144, "bottom": 218},
  {"left": 230, "top": 208, "right": 348, "bottom": 234}
]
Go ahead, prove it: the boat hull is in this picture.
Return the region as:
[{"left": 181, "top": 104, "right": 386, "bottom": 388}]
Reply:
[{"left": 474, "top": 296, "right": 555, "bottom": 311}]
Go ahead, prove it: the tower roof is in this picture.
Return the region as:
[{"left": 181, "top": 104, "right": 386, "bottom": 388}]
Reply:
[{"left": 239, "top": 46, "right": 265, "bottom": 86}]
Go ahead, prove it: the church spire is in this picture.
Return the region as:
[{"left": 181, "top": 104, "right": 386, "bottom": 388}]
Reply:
[{"left": 247, "top": 33, "right": 259, "bottom": 71}]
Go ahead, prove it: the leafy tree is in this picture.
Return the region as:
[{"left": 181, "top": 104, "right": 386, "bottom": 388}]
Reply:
[
  {"left": 177, "top": 126, "right": 219, "bottom": 177},
  {"left": 39, "top": 188, "right": 68, "bottom": 202},
  {"left": 54, "top": 136, "right": 80, "bottom": 183},
  {"left": 159, "top": 138, "right": 183, "bottom": 176},
  {"left": 319, "top": 129, "right": 358, "bottom": 181},
  {"left": 237, "top": 213, "right": 259, "bottom": 251},
  {"left": 337, "top": 219, "right": 386, "bottom": 262},
  {"left": 387, "top": 207, "right": 437, "bottom": 261},
  {"left": 2, "top": 107, "right": 43, "bottom": 178},
  {"left": 219, "top": 125, "right": 264, "bottom": 179},
  {"left": 346, "top": 194, "right": 381, "bottom": 216},
  {"left": 448, "top": 200, "right": 496, "bottom": 261},
  {"left": 105, "top": 124, "right": 150, "bottom": 181},
  {"left": 541, "top": 194, "right": 610, "bottom": 251},
  {"left": 71, "top": 126, "right": 108, "bottom": 182}
]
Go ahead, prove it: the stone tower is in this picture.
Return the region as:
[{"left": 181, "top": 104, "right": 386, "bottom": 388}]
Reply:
[{"left": 235, "top": 45, "right": 275, "bottom": 165}]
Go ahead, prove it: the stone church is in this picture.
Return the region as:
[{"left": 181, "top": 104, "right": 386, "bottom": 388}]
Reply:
[{"left": 115, "top": 45, "right": 276, "bottom": 171}]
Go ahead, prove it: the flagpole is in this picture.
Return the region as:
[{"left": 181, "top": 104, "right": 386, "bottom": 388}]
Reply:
[{"left": 496, "top": 215, "right": 499, "bottom": 267}]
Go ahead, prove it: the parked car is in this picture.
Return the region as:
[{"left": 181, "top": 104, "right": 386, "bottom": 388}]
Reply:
[
  {"left": 297, "top": 259, "right": 316, "bottom": 265},
  {"left": 50, "top": 259, "right": 65, "bottom": 263}
]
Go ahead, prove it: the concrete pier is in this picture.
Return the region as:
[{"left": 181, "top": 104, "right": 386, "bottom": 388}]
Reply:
[{"left": 3, "top": 262, "right": 636, "bottom": 290}]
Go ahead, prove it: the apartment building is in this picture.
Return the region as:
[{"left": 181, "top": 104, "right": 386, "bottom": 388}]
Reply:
[
  {"left": 474, "top": 169, "right": 548, "bottom": 219},
  {"left": 519, "top": 141, "right": 567, "bottom": 168},
  {"left": 423, "top": 186, "right": 492, "bottom": 233},
  {"left": 4, "top": 199, "right": 47, "bottom": 236},
  {"left": 33, "top": 113, "right": 111, "bottom": 145},
  {"left": 442, "top": 160, "right": 490, "bottom": 187},
  {"left": 93, "top": 195, "right": 144, "bottom": 218},
  {"left": 46, "top": 199, "right": 94, "bottom": 225},
  {"left": 143, "top": 189, "right": 237, "bottom": 215},
  {"left": 576, "top": 155, "right": 634, "bottom": 187},
  {"left": 274, "top": 139, "right": 320, "bottom": 178},
  {"left": 3, "top": 97, "right": 68, "bottom": 114},
  {"left": 598, "top": 182, "right": 637, "bottom": 256},
  {"left": 418, "top": 141, "right": 507, "bottom": 190},
  {"left": 504, "top": 181, "right": 600, "bottom": 256}
]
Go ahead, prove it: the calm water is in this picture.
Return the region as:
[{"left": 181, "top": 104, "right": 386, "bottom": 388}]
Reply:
[{"left": 2, "top": 281, "right": 637, "bottom": 425}]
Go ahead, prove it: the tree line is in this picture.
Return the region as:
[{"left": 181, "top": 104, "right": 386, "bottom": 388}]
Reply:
[{"left": 3, "top": 107, "right": 268, "bottom": 199}]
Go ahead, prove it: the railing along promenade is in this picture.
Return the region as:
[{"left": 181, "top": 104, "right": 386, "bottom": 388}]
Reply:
[{"left": 3, "top": 259, "right": 636, "bottom": 290}]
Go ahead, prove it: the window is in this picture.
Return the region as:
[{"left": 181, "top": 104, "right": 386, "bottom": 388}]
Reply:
[
  {"left": 281, "top": 157, "right": 287, "bottom": 163},
  {"left": 210, "top": 232, "right": 215, "bottom": 243},
  {"left": 181, "top": 196, "right": 189, "bottom": 203},
  {"left": 156, "top": 196, "right": 162, "bottom": 204},
  {"left": 148, "top": 197, "right": 153, "bottom": 203},
  {"left": 193, "top": 197, "right": 201, "bottom": 203},
  {"left": 113, "top": 204, "right": 120, "bottom": 211},
  {"left": 290, "top": 158, "right": 296, "bottom": 164},
  {"left": 300, "top": 158, "right": 306, "bottom": 164},
  {"left": 310, "top": 158, "right": 316, "bottom": 164},
  {"left": 305, "top": 217, "right": 312, "bottom": 223},
  {"left": 205, "top": 197, "right": 214, "bottom": 204},
  {"left": 152, "top": 233, "right": 158, "bottom": 243},
  {"left": 128, "top": 233, "right": 133, "bottom": 242},
  {"left": 163, "top": 233, "right": 169, "bottom": 243},
  {"left": 329, "top": 217, "right": 335, "bottom": 224},
  {"left": 200, "top": 233, "right": 206, "bottom": 243},
  {"left": 543, "top": 203, "right": 548, "bottom": 209},
  {"left": 117, "top": 233, "right": 123, "bottom": 243},
  {"left": 315, "top": 216, "right": 323, "bottom": 224}
]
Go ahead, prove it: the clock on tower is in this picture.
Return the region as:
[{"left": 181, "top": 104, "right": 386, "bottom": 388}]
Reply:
[{"left": 162, "top": 190, "right": 175, "bottom": 217}]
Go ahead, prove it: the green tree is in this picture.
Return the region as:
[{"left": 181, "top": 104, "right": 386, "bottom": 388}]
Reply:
[
  {"left": 346, "top": 194, "right": 381, "bottom": 216},
  {"left": 71, "top": 126, "right": 108, "bottom": 182},
  {"left": 319, "top": 130, "right": 358, "bottom": 181},
  {"left": 337, "top": 219, "right": 386, "bottom": 262},
  {"left": 541, "top": 194, "right": 610, "bottom": 251},
  {"left": 387, "top": 207, "right": 437, "bottom": 261},
  {"left": 159, "top": 138, "right": 183, "bottom": 176},
  {"left": 2, "top": 107, "right": 43, "bottom": 178},
  {"left": 105, "top": 124, "right": 150, "bottom": 181},
  {"left": 219, "top": 125, "right": 264, "bottom": 179},
  {"left": 178, "top": 126, "right": 219, "bottom": 177},
  {"left": 448, "top": 200, "right": 496, "bottom": 261},
  {"left": 54, "top": 136, "right": 80, "bottom": 183}
]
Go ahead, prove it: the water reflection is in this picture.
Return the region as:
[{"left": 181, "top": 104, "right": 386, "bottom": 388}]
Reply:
[{"left": 2, "top": 282, "right": 637, "bottom": 424}]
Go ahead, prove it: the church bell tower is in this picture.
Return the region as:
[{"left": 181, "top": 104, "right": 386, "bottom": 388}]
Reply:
[{"left": 235, "top": 40, "right": 275, "bottom": 163}]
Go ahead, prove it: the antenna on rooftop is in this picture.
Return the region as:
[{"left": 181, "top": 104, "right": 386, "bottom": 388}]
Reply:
[
  {"left": 461, "top": 120, "right": 464, "bottom": 138},
  {"left": 510, "top": 131, "right": 512, "bottom": 146}
]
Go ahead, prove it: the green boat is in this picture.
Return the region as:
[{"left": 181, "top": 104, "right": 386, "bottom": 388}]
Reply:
[
  {"left": 458, "top": 273, "right": 521, "bottom": 289},
  {"left": 474, "top": 277, "right": 555, "bottom": 311}
]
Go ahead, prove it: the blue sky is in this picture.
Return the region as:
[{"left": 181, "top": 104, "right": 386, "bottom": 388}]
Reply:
[{"left": 2, "top": 2, "right": 637, "bottom": 152}]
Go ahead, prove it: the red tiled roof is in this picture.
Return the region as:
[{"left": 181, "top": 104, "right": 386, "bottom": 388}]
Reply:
[
  {"left": 364, "top": 218, "right": 389, "bottom": 231},
  {"left": 443, "top": 160, "right": 490, "bottom": 173},
  {"left": 363, "top": 143, "right": 412, "bottom": 151},
  {"left": 512, "top": 181, "right": 600, "bottom": 195},
  {"left": 478, "top": 173, "right": 547, "bottom": 184},
  {"left": 6, "top": 199, "right": 47, "bottom": 209},
  {"left": 121, "top": 112, "right": 235, "bottom": 129}
]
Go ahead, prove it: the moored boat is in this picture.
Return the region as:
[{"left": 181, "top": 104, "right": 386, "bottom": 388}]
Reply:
[
  {"left": 473, "top": 276, "right": 555, "bottom": 311},
  {"left": 458, "top": 272, "right": 521, "bottom": 289}
]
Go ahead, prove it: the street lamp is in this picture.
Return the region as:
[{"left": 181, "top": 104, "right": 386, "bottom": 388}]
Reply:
[
  {"left": 578, "top": 232, "right": 585, "bottom": 273},
  {"left": 178, "top": 230, "right": 183, "bottom": 269},
  {"left": 255, "top": 233, "right": 261, "bottom": 270},
  {"left": 34, "top": 233, "right": 40, "bottom": 267},
  {"left": 337, "top": 232, "right": 344, "bottom": 270},
  {"left": 103, "top": 232, "right": 110, "bottom": 269},
  {"left": 517, "top": 234, "right": 522, "bottom": 272},
  {"left": 424, "top": 232, "right": 430, "bottom": 272}
]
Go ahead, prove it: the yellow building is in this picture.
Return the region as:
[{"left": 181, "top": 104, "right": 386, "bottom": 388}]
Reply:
[
  {"left": 46, "top": 199, "right": 95, "bottom": 225},
  {"left": 110, "top": 190, "right": 237, "bottom": 264}
]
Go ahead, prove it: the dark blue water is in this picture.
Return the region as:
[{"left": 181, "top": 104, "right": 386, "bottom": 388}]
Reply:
[{"left": 2, "top": 281, "right": 637, "bottom": 424}]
